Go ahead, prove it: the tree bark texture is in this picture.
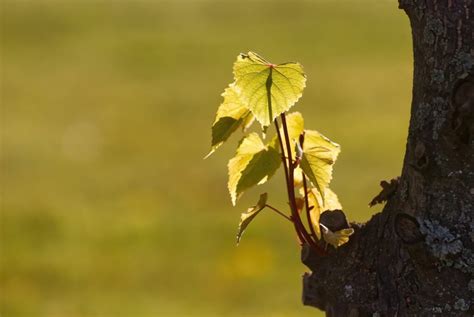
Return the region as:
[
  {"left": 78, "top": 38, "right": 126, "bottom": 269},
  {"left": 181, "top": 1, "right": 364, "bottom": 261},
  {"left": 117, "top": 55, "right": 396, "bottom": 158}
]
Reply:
[{"left": 302, "top": 1, "right": 473, "bottom": 316}]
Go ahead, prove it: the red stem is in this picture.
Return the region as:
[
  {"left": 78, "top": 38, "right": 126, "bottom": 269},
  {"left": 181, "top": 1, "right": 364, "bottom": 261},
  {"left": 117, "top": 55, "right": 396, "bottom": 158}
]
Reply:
[
  {"left": 274, "top": 118, "right": 306, "bottom": 244},
  {"left": 280, "top": 114, "right": 325, "bottom": 255}
]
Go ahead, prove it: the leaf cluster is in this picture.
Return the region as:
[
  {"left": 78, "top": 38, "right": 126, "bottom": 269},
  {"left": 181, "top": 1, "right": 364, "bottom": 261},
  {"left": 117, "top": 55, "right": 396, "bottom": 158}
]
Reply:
[{"left": 206, "top": 52, "right": 353, "bottom": 251}]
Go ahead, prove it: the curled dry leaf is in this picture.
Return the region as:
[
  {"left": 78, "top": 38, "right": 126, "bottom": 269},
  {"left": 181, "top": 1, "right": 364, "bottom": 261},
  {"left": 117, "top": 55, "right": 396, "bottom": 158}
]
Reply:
[{"left": 321, "top": 226, "right": 354, "bottom": 248}]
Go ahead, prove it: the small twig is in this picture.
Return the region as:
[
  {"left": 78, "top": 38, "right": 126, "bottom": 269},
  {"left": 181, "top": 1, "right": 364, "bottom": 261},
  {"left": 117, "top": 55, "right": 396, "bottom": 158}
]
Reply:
[{"left": 265, "top": 204, "right": 293, "bottom": 222}]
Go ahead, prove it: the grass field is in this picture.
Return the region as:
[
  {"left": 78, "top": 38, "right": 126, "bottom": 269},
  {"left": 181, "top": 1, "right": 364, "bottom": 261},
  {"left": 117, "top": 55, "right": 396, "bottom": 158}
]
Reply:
[{"left": 1, "top": 1, "right": 412, "bottom": 316}]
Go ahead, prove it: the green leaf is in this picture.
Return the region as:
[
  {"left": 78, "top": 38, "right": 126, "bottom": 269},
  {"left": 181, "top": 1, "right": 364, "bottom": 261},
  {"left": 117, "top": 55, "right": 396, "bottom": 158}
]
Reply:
[
  {"left": 205, "top": 83, "right": 254, "bottom": 158},
  {"left": 228, "top": 133, "right": 281, "bottom": 205},
  {"left": 236, "top": 193, "right": 268, "bottom": 245},
  {"left": 300, "top": 130, "right": 340, "bottom": 199},
  {"left": 233, "top": 52, "right": 306, "bottom": 127},
  {"left": 285, "top": 112, "right": 305, "bottom": 141}
]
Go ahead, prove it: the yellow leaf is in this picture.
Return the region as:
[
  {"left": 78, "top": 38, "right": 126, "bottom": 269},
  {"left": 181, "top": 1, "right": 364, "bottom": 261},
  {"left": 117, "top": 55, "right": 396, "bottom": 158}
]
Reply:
[
  {"left": 228, "top": 133, "right": 280, "bottom": 205},
  {"left": 300, "top": 130, "right": 340, "bottom": 199},
  {"left": 293, "top": 166, "right": 304, "bottom": 188},
  {"left": 307, "top": 187, "right": 342, "bottom": 240},
  {"left": 206, "top": 83, "right": 253, "bottom": 158},
  {"left": 233, "top": 52, "right": 306, "bottom": 127}
]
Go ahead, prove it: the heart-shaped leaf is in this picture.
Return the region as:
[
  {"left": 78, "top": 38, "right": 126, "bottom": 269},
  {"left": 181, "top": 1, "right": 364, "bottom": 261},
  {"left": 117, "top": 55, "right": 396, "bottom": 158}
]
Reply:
[{"left": 233, "top": 52, "right": 306, "bottom": 127}]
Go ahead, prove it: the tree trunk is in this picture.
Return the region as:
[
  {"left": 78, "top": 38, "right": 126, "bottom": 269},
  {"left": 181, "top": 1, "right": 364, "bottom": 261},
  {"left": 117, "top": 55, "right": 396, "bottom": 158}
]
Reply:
[{"left": 302, "top": 1, "right": 473, "bottom": 316}]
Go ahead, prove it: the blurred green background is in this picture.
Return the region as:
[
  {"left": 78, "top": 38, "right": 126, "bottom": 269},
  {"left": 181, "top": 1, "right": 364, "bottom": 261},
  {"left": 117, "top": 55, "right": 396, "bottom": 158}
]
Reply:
[{"left": 1, "top": 1, "right": 412, "bottom": 316}]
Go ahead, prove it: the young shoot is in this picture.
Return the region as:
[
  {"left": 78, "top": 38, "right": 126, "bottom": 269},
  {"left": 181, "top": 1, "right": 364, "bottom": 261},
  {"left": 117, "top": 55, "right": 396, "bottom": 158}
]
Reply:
[{"left": 206, "top": 52, "right": 353, "bottom": 254}]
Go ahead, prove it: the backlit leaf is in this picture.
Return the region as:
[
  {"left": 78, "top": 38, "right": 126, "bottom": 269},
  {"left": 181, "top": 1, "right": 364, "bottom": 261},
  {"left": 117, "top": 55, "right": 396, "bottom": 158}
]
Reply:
[
  {"left": 206, "top": 83, "right": 253, "bottom": 158},
  {"left": 284, "top": 112, "right": 304, "bottom": 141},
  {"left": 310, "top": 206, "right": 322, "bottom": 240},
  {"left": 233, "top": 52, "right": 306, "bottom": 127},
  {"left": 307, "top": 187, "right": 342, "bottom": 240},
  {"left": 228, "top": 133, "right": 281, "bottom": 205},
  {"left": 300, "top": 130, "right": 340, "bottom": 198},
  {"left": 293, "top": 166, "right": 304, "bottom": 188},
  {"left": 236, "top": 193, "right": 268, "bottom": 245},
  {"left": 308, "top": 187, "right": 342, "bottom": 213}
]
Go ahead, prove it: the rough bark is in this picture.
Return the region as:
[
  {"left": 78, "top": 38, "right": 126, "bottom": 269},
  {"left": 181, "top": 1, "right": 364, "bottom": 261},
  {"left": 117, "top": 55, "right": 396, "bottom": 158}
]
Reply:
[{"left": 302, "top": 1, "right": 474, "bottom": 316}]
